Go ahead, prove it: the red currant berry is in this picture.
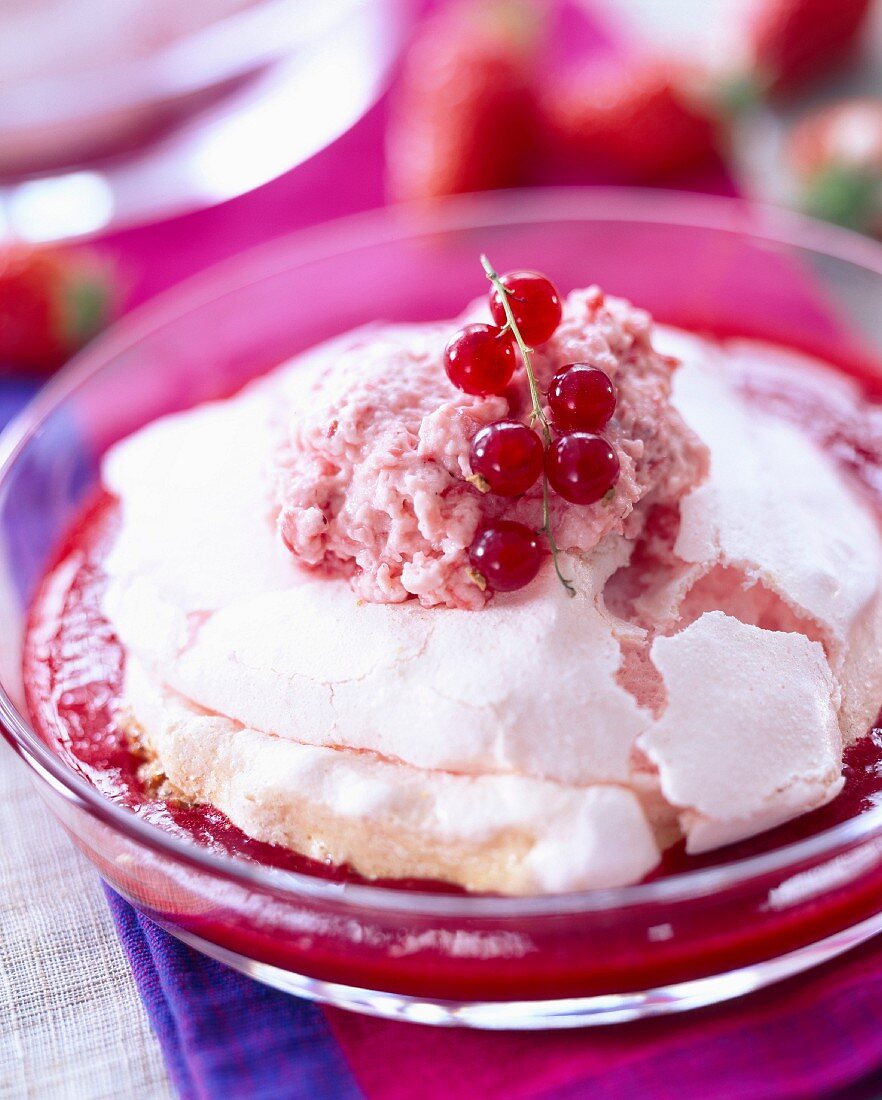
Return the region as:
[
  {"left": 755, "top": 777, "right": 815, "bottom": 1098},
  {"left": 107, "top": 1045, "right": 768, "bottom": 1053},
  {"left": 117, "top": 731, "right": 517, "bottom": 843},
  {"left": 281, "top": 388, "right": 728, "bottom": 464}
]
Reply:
[
  {"left": 546, "top": 432, "right": 619, "bottom": 505},
  {"left": 469, "top": 521, "right": 543, "bottom": 592},
  {"left": 489, "top": 270, "right": 562, "bottom": 346},
  {"left": 444, "top": 324, "right": 515, "bottom": 396},
  {"left": 469, "top": 420, "right": 544, "bottom": 497},
  {"left": 548, "top": 363, "right": 616, "bottom": 432}
]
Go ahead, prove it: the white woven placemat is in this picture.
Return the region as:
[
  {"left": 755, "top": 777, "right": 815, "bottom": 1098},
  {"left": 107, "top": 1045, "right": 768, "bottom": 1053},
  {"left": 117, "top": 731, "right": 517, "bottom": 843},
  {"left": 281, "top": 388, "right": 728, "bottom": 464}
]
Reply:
[{"left": 0, "top": 749, "right": 172, "bottom": 1100}]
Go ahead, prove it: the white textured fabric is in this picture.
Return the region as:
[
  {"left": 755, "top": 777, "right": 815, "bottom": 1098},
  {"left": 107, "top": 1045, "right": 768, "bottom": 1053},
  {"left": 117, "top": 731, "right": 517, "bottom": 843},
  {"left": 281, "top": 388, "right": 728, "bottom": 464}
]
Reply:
[{"left": 0, "top": 751, "right": 171, "bottom": 1100}]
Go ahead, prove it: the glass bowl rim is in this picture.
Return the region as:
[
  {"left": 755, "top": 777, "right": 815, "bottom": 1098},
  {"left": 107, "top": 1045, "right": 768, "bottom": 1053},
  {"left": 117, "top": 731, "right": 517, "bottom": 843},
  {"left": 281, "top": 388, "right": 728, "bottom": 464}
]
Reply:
[{"left": 4, "top": 186, "right": 882, "bottom": 918}]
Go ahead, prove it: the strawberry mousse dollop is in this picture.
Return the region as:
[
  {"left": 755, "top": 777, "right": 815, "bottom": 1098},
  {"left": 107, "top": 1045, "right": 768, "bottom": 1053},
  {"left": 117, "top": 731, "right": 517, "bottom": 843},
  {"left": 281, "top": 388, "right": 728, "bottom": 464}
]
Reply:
[{"left": 272, "top": 287, "right": 709, "bottom": 609}]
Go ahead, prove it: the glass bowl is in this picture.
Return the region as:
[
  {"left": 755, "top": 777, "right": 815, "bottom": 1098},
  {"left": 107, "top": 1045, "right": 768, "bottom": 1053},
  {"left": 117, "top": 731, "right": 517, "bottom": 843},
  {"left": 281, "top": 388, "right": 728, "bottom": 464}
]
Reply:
[
  {"left": 0, "top": 0, "right": 408, "bottom": 242},
  {"left": 3, "top": 188, "right": 882, "bottom": 1030}
]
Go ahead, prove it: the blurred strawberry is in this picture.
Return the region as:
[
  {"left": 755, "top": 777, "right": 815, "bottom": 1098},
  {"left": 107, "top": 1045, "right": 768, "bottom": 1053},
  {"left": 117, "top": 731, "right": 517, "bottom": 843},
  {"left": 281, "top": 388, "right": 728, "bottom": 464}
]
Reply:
[
  {"left": 386, "top": 0, "right": 539, "bottom": 203},
  {"left": 747, "top": 0, "right": 873, "bottom": 96},
  {"left": 0, "top": 245, "right": 116, "bottom": 371},
  {"left": 540, "top": 62, "right": 726, "bottom": 184},
  {"left": 787, "top": 98, "right": 882, "bottom": 231}
]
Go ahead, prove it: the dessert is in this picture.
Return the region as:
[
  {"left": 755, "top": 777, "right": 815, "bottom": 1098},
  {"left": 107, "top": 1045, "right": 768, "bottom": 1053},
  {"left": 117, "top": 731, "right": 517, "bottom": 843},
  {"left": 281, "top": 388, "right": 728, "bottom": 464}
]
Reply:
[{"left": 24, "top": 261, "right": 882, "bottom": 897}]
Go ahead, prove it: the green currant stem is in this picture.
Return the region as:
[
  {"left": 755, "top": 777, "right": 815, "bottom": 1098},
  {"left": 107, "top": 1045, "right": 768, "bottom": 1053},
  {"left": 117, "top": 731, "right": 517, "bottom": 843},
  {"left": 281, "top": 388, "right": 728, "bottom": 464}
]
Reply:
[{"left": 481, "top": 254, "right": 575, "bottom": 596}]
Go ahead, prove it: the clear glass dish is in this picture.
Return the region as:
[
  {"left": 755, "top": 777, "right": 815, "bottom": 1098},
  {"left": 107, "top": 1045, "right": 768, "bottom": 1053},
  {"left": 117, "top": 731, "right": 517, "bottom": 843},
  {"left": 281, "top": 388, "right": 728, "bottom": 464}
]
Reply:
[
  {"left": 0, "top": 0, "right": 408, "bottom": 242},
  {"left": 3, "top": 188, "right": 882, "bottom": 1029}
]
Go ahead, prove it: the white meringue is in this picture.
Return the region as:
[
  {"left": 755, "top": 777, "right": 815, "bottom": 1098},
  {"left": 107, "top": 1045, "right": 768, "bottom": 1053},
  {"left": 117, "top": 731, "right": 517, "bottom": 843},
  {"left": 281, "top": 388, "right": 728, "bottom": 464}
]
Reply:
[{"left": 98, "top": 319, "right": 882, "bottom": 893}]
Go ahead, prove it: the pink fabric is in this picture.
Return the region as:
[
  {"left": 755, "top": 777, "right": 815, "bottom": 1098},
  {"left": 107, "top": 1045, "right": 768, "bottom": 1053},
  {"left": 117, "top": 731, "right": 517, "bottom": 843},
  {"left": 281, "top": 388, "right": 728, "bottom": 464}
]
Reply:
[
  {"left": 325, "top": 939, "right": 882, "bottom": 1099},
  {"left": 101, "top": 101, "right": 387, "bottom": 309}
]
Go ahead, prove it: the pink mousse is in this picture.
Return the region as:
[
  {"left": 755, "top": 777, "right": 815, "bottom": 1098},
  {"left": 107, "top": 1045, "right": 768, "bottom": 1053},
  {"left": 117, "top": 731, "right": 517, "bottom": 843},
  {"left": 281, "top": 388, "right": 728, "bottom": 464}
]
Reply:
[{"left": 272, "top": 288, "right": 709, "bottom": 609}]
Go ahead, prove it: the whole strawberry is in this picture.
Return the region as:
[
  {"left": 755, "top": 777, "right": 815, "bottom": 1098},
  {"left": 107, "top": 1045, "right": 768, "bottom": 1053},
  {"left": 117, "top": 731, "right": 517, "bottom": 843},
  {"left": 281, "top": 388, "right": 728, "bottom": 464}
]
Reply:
[
  {"left": 540, "top": 62, "right": 725, "bottom": 184},
  {"left": 0, "top": 245, "right": 116, "bottom": 372},
  {"left": 385, "top": 0, "right": 538, "bottom": 203},
  {"left": 748, "top": 0, "right": 873, "bottom": 96},
  {"left": 787, "top": 98, "right": 882, "bottom": 232}
]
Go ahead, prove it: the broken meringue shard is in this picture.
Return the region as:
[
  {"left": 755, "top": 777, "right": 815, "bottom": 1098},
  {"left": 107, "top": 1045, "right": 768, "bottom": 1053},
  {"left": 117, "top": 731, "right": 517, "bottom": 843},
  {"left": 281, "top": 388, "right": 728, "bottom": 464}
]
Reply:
[{"left": 96, "top": 291, "right": 882, "bottom": 895}]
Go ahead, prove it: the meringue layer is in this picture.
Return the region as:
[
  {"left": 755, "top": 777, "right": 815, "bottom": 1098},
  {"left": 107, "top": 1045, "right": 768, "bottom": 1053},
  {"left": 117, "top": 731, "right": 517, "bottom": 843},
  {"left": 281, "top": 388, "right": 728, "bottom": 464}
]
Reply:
[{"left": 94, "top": 319, "right": 882, "bottom": 895}]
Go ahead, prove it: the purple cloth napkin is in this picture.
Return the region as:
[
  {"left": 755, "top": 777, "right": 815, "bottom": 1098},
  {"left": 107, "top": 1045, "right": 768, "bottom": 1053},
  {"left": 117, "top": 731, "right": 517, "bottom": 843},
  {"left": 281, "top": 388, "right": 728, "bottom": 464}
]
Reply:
[{"left": 104, "top": 888, "right": 361, "bottom": 1100}]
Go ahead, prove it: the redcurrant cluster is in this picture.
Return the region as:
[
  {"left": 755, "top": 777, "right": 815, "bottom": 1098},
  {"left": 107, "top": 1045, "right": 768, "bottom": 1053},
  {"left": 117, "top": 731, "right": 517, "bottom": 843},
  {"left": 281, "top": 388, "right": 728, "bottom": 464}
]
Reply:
[{"left": 444, "top": 260, "right": 620, "bottom": 595}]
